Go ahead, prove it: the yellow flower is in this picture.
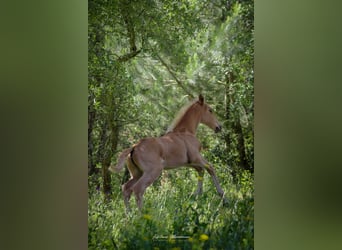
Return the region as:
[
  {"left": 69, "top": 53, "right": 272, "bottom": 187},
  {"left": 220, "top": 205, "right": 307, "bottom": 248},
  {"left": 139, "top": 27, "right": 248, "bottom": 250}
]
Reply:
[
  {"left": 199, "top": 234, "right": 209, "bottom": 241},
  {"left": 143, "top": 214, "right": 152, "bottom": 220}
]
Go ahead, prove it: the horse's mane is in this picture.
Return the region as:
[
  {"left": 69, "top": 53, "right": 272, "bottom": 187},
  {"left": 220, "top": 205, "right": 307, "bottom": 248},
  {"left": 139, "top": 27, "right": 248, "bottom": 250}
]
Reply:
[{"left": 166, "top": 99, "right": 198, "bottom": 133}]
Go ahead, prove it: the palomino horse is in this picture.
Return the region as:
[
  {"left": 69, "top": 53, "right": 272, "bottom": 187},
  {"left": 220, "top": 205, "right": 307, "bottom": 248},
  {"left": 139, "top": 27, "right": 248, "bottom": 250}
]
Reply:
[{"left": 109, "top": 94, "right": 228, "bottom": 211}]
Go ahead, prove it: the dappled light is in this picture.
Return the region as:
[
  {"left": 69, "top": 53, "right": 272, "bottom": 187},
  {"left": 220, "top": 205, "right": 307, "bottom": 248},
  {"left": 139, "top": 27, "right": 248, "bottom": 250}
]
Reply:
[{"left": 89, "top": 0, "right": 253, "bottom": 248}]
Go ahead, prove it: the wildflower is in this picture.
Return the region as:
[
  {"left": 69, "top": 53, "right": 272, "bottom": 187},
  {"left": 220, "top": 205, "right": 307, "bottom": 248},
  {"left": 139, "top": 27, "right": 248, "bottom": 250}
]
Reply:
[
  {"left": 199, "top": 234, "right": 209, "bottom": 241},
  {"left": 143, "top": 214, "right": 152, "bottom": 220}
]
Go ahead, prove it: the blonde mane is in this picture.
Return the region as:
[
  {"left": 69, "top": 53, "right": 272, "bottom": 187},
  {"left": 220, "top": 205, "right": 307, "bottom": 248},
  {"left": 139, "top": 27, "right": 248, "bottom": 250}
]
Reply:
[{"left": 167, "top": 99, "right": 198, "bottom": 133}]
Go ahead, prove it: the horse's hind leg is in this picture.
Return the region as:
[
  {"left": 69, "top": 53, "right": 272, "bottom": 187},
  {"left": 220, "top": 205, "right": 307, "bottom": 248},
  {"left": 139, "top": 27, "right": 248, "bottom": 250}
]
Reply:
[
  {"left": 122, "top": 158, "right": 142, "bottom": 212},
  {"left": 132, "top": 168, "right": 162, "bottom": 210},
  {"left": 122, "top": 178, "right": 138, "bottom": 212}
]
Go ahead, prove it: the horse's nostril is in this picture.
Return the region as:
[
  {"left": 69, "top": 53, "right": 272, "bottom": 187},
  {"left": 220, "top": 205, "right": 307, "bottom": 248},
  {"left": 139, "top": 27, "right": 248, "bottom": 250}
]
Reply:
[{"left": 215, "top": 125, "right": 222, "bottom": 133}]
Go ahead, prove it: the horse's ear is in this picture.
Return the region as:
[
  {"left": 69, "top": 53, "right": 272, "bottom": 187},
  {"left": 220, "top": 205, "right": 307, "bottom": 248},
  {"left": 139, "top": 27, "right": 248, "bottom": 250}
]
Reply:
[{"left": 198, "top": 94, "right": 204, "bottom": 105}]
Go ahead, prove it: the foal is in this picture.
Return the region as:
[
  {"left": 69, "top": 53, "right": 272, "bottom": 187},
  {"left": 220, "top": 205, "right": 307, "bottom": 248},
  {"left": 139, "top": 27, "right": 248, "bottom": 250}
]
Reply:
[{"left": 109, "top": 94, "right": 228, "bottom": 211}]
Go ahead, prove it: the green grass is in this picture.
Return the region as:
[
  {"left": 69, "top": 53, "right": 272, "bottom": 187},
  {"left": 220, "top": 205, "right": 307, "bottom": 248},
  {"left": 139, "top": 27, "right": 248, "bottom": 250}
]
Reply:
[{"left": 88, "top": 167, "right": 254, "bottom": 250}]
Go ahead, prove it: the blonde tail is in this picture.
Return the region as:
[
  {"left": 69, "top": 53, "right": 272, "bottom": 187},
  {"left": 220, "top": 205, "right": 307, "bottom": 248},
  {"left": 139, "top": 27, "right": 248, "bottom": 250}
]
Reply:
[{"left": 108, "top": 147, "right": 132, "bottom": 173}]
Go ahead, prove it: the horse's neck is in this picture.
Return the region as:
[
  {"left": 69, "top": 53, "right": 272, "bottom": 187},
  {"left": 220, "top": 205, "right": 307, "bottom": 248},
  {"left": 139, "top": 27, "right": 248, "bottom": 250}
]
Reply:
[{"left": 173, "top": 107, "right": 201, "bottom": 134}]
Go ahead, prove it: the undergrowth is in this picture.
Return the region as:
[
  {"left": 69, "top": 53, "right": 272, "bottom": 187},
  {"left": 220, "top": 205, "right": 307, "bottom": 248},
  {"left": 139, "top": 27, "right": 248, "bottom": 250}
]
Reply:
[{"left": 88, "top": 167, "right": 254, "bottom": 250}]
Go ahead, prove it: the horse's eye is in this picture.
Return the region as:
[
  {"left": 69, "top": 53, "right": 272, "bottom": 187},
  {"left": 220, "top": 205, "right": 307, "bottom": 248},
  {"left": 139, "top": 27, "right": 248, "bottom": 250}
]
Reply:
[{"left": 209, "top": 108, "right": 213, "bottom": 113}]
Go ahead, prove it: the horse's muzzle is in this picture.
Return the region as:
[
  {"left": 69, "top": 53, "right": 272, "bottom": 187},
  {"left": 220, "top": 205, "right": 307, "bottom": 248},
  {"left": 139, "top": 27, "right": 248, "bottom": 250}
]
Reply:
[{"left": 215, "top": 125, "right": 222, "bottom": 133}]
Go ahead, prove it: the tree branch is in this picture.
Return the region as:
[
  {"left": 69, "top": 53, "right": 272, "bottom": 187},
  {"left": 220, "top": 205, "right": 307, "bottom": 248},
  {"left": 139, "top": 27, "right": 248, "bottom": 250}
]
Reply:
[
  {"left": 154, "top": 52, "right": 193, "bottom": 98},
  {"left": 117, "top": 49, "right": 141, "bottom": 62},
  {"left": 117, "top": 0, "right": 141, "bottom": 62}
]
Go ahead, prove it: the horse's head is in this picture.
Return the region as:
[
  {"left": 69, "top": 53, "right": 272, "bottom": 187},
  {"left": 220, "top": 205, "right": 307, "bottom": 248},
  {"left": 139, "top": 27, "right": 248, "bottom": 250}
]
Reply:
[{"left": 198, "top": 94, "right": 222, "bottom": 133}]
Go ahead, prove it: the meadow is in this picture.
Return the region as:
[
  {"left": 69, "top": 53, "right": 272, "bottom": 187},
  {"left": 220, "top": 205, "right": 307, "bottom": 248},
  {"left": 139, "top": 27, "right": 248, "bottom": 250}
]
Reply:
[{"left": 88, "top": 163, "right": 254, "bottom": 250}]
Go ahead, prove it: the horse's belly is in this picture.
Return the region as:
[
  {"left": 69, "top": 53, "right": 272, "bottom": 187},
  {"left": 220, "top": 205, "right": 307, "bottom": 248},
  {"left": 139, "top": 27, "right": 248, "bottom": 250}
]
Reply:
[
  {"left": 157, "top": 134, "right": 197, "bottom": 169},
  {"left": 163, "top": 164, "right": 186, "bottom": 170},
  {"left": 162, "top": 155, "right": 188, "bottom": 169}
]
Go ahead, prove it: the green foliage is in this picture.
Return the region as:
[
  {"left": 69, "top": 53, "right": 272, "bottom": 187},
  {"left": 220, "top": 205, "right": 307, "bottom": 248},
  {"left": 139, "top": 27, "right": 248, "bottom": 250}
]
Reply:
[
  {"left": 89, "top": 0, "right": 254, "bottom": 248},
  {"left": 88, "top": 167, "right": 253, "bottom": 249}
]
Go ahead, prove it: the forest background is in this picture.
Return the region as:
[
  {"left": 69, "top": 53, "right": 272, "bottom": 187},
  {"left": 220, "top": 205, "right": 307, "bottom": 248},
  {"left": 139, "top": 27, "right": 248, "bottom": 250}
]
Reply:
[
  {"left": 88, "top": 0, "right": 254, "bottom": 249},
  {"left": 1, "top": 1, "right": 341, "bottom": 250}
]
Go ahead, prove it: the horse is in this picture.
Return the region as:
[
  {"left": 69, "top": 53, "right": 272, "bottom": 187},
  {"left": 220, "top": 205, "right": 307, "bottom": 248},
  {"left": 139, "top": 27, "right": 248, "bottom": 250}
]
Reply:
[{"left": 109, "top": 94, "right": 228, "bottom": 211}]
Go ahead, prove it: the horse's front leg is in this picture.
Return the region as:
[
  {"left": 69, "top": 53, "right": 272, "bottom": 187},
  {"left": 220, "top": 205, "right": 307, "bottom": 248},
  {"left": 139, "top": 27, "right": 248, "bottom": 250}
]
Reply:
[
  {"left": 196, "top": 158, "right": 229, "bottom": 205},
  {"left": 192, "top": 167, "right": 204, "bottom": 196}
]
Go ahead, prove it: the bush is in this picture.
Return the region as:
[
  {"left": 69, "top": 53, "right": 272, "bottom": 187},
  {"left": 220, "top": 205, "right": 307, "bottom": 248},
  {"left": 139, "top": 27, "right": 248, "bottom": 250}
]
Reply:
[{"left": 88, "top": 167, "right": 254, "bottom": 249}]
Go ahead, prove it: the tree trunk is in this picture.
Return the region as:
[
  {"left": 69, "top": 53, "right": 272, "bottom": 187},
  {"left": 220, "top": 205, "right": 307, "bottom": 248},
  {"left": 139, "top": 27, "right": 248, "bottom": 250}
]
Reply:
[
  {"left": 224, "top": 80, "right": 233, "bottom": 169},
  {"left": 102, "top": 149, "right": 112, "bottom": 201},
  {"left": 225, "top": 71, "right": 253, "bottom": 178},
  {"left": 102, "top": 114, "right": 121, "bottom": 200},
  {"left": 99, "top": 117, "right": 112, "bottom": 200},
  {"left": 88, "top": 99, "right": 97, "bottom": 175},
  {"left": 96, "top": 120, "right": 112, "bottom": 198},
  {"left": 225, "top": 71, "right": 237, "bottom": 179},
  {"left": 234, "top": 122, "right": 252, "bottom": 172}
]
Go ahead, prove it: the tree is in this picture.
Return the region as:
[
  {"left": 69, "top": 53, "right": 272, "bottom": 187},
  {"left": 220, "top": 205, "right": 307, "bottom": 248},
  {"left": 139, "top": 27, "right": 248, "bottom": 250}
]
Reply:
[
  {"left": 88, "top": 0, "right": 254, "bottom": 196},
  {"left": 183, "top": 0, "right": 254, "bottom": 176},
  {"left": 88, "top": 0, "right": 206, "bottom": 196}
]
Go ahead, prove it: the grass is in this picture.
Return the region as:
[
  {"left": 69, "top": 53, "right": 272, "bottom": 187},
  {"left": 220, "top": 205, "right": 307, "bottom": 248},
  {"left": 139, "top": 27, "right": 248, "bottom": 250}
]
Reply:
[{"left": 88, "top": 166, "right": 254, "bottom": 250}]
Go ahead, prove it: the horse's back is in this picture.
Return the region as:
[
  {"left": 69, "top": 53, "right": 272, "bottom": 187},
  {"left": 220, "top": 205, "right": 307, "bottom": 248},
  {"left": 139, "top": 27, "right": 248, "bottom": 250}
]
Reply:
[
  {"left": 134, "top": 137, "right": 162, "bottom": 156},
  {"left": 132, "top": 132, "right": 202, "bottom": 169}
]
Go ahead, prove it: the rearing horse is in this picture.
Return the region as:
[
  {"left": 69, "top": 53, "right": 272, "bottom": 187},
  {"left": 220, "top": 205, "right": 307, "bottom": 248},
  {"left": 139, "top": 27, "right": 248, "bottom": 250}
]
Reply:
[{"left": 109, "top": 94, "right": 228, "bottom": 211}]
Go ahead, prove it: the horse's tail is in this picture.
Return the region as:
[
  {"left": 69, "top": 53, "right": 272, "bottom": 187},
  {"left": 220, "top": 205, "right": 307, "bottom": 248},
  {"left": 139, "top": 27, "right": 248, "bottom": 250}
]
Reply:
[{"left": 108, "top": 147, "right": 133, "bottom": 173}]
